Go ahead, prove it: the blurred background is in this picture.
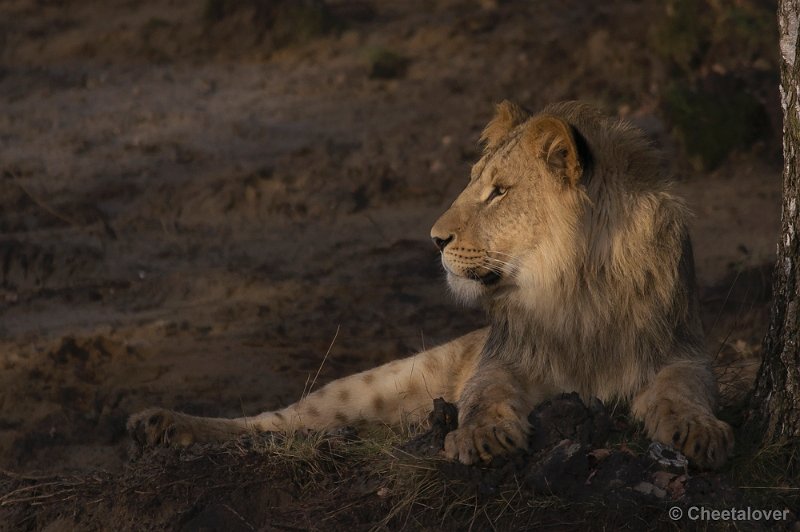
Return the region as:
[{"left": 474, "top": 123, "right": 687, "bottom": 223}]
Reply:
[{"left": 0, "top": 0, "right": 783, "bottom": 474}]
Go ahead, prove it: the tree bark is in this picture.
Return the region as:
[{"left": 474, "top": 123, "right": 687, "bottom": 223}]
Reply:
[{"left": 749, "top": 0, "right": 800, "bottom": 444}]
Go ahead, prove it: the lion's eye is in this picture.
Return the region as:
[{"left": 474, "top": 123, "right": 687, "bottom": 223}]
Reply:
[{"left": 486, "top": 186, "right": 507, "bottom": 203}]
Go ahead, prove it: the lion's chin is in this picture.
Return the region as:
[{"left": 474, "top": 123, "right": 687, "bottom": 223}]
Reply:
[{"left": 446, "top": 273, "right": 485, "bottom": 306}]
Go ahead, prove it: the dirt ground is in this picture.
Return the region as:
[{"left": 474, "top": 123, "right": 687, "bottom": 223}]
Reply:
[{"left": 0, "top": 0, "right": 787, "bottom": 529}]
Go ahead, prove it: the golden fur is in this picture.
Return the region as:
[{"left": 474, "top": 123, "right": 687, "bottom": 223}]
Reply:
[{"left": 128, "top": 101, "right": 733, "bottom": 468}]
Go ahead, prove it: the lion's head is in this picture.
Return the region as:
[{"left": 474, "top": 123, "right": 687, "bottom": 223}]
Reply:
[{"left": 430, "top": 100, "right": 589, "bottom": 305}]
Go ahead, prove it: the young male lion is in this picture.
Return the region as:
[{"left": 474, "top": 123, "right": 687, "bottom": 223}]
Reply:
[{"left": 129, "top": 101, "right": 733, "bottom": 469}]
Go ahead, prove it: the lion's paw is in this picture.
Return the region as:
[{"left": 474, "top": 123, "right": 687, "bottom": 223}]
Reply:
[
  {"left": 127, "top": 408, "right": 196, "bottom": 448},
  {"left": 649, "top": 405, "right": 734, "bottom": 469},
  {"left": 443, "top": 417, "right": 528, "bottom": 465}
]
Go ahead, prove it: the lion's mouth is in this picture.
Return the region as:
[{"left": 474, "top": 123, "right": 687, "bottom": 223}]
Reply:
[
  {"left": 468, "top": 269, "right": 502, "bottom": 286},
  {"left": 440, "top": 258, "right": 502, "bottom": 286}
]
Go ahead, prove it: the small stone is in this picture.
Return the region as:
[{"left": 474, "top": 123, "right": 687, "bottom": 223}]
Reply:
[
  {"left": 652, "top": 470, "right": 677, "bottom": 490},
  {"left": 589, "top": 448, "right": 611, "bottom": 461}
]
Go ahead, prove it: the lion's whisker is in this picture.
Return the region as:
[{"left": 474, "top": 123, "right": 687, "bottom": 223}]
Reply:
[
  {"left": 485, "top": 250, "right": 516, "bottom": 259},
  {"left": 480, "top": 258, "right": 517, "bottom": 278},
  {"left": 483, "top": 257, "right": 516, "bottom": 272},
  {"left": 484, "top": 257, "right": 515, "bottom": 268},
  {"left": 481, "top": 264, "right": 504, "bottom": 275}
]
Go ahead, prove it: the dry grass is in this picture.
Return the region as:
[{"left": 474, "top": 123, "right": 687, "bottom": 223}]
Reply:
[
  {"left": 0, "top": 423, "right": 584, "bottom": 530},
  {"left": 2, "top": 393, "right": 798, "bottom": 530}
]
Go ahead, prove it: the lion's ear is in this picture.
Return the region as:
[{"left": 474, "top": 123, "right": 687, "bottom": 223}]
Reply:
[
  {"left": 480, "top": 100, "right": 529, "bottom": 151},
  {"left": 525, "top": 115, "right": 582, "bottom": 186}
]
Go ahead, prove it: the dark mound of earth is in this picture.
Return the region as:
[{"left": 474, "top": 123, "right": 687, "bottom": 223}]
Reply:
[{"left": 0, "top": 394, "right": 775, "bottom": 531}]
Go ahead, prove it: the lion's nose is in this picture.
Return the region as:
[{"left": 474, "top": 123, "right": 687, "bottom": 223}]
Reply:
[{"left": 431, "top": 235, "right": 454, "bottom": 252}]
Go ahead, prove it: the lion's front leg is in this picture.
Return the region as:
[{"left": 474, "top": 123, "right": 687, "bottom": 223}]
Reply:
[
  {"left": 128, "top": 329, "right": 489, "bottom": 449},
  {"left": 632, "top": 360, "right": 734, "bottom": 469},
  {"left": 444, "top": 363, "right": 541, "bottom": 464},
  {"left": 127, "top": 408, "right": 255, "bottom": 447}
]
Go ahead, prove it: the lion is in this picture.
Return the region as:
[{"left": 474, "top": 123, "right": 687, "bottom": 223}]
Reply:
[{"left": 128, "top": 100, "right": 733, "bottom": 469}]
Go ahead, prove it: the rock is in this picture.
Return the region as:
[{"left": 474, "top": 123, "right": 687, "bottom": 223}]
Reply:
[
  {"left": 651, "top": 470, "right": 678, "bottom": 490},
  {"left": 632, "top": 481, "right": 667, "bottom": 498}
]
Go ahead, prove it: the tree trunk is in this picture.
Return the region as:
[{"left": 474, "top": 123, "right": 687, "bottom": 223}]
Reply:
[{"left": 748, "top": 0, "right": 800, "bottom": 444}]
